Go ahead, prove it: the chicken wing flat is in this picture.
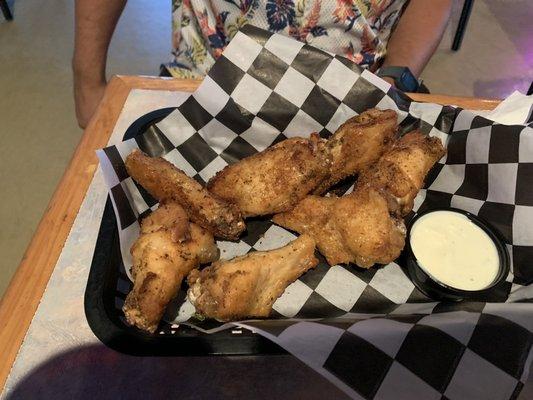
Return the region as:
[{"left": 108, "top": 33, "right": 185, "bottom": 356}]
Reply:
[
  {"left": 187, "top": 235, "right": 318, "bottom": 321},
  {"left": 358, "top": 130, "right": 446, "bottom": 216},
  {"left": 207, "top": 135, "right": 330, "bottom": 217},
  {"left": 125, "top": 149, "right": 245, "bottom": 240},
  {"left": 123, "top": 202, "right": 219, "bottom": 333},
  {"left": 274, "top": 131, "right": 445, "bottom": 268},
  {"left": 313, "top": 108, "right": 397, "bottom": 194}
]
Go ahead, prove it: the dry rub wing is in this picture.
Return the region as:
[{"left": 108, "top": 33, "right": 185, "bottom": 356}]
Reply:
[
  {"left": 358, "top": 131, "right": 447, "bottom": 216},
  {"left": 207, "top": 135, "right": 330, "bottom": 217},
  {"left": 313, "top": 108, "right": 397, "bottom": 194},
  {"left": 271, "top": 195, "right": 354, "bottom": 266},
  {"left": 187, "top": 235, "right": 318, "bottom": 321},
  {"left": 330, "top": 188, "right": 406, "bottom": 267},
  {"left": 123, "top": 202, "right": 219, "bottom": 333},
  {"left": 274, "top": 190, "right": 405, "bottom": 267},
  {"left": 274, "top": 131, "right": 445, "bottom": 268},
  {"left": 207, "top": 109, "right": 398, "bottom": 216},
  {"left": 125, "top": 149, "right": 245, "bottom": 240}
]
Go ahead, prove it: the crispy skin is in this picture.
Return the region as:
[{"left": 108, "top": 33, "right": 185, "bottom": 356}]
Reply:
[
  {"left": 272, "top": 196, "right": 353, "bottom": 265},
  {"left": 139, "top": 198, "right": 190, "bottom": 242},
  {"left": 274, "top": 131, "right": 445, "bottom": 268},
  {"left": 313, "top": 109, "right": 397, "bottom": 194},
  {"left": 125, "top": 149, "right": 245, "bottom": 240},
  {"left": 273, "top": 191, "right": 405, "bottom": 268},
  {"left": 187, "top": 235, "right": 318, "bottom": 321},
  {"left": 207, "top": 135, "right": 330, "bottom": 217},
  {"left": 358, "top": 131, "right": 446, "bottom": 216},
  {"left": 331, "top": 188, "right": 406, "bottom": 267},
  {"left": 207, "top": 109, "right": 398, "bottom": 216},
  {"left": 123, "top": 203, "right": 219, "bottom": 333}
]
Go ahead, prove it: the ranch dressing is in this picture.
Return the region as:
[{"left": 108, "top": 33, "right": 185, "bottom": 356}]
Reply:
[{"left": 410, "top": 211, "right": 500, "bottom": 291}]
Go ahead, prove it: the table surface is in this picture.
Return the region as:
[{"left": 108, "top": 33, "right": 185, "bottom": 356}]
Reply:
[{"left": 0, "top": 76, "right": 504, "bottom": 394}]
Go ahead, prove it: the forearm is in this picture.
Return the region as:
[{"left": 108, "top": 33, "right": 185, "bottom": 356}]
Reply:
[
  {"left": 73, "top": 0, "right": 127, "bottom": 85},
  {"left": 382, "top": 0, "right": 453, "bottom": 77}
]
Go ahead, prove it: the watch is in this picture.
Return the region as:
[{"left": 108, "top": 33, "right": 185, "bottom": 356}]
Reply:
[{"left": 377, "top": 66, "right": 419, "bottom": 92}]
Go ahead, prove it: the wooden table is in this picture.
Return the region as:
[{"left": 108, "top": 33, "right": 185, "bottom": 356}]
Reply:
[{"left": 0, "top": 76, "right": 502, "bottom": 391}]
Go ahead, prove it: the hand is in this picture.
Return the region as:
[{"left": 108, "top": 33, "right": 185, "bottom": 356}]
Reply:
[{"left": 74, "top": 74, "right": 107, "bottom": 129}]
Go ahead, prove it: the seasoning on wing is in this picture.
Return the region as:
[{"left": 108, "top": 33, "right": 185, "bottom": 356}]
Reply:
[
  {"left": 207, "top": 134, "right": 331, "bottom": 217},
  {"left": 207, "top": 109, "right": 398, "bottom": 217},
  {"left": 125, "top": 149, "right": 245, "bottom": 240},
  {"left": 274, "top": 190, "right": 406, "bottom": 267},
  {"left": 271, "top": 195, "right": 354, "bottom": 266},
  {"left": 274, "top": 131, "right": 446, "bottom": 268},
  {"left": 313, "top": 108, "right": 397, "bottom": 194},
  {"left": 357, "top": 130, "right": 447, "bottom": 216},
  {"left": 123, "top": 202, "right": 219, "bottom": 333},
  {"left": 187, "top": 235, "right": 318, "bottom": 321}
]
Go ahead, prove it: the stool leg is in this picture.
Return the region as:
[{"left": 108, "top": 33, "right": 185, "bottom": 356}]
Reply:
[
  {"left": 452, "top": 0, "right": 474, "bottom": 51},
  {"left": 0, "top": 0, "right": 13, "bottom": 20}
]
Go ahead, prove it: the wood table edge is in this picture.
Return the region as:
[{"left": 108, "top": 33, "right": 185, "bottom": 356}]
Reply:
[
  {"left": 408, "top": 92, "right": 500, "bottom": 111},
  {"left": 117, "top": 76, "right": 501, "bottom": 110},
  {"left": 0, "top": 75, "right": 501, "bottom": 392}
]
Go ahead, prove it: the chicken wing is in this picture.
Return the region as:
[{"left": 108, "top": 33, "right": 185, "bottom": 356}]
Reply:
[
  {"left": 125, "top": 149, "right": 245, "bottom": 240},
  {"left": 274, "top": 131, "right": 445, "bottom": 268},
  {"left": 358, "top": 130, "right": 446, "bottom": 216},
  {"left": 187, "top": 235, "right": 318, "bottom": 321},
  {"left": 207, "top": 135, "right": 330, "bottom": 217},
  {"left": 331, "top": 188, "right": 406, "bottom": 267},
  {"left": 313, "top": 108, "right": 397, "bottom": 194},
  {"left": 207, "top": 109, "right": 398, "bottom": 216},
  {"left": 274, "top": 190, "right": 405, "bottom": 267},
  {"left": 123, "top": 202, "right": 219, "bottom": 333},
  {"left": 271, "top": 195, "right": 354, "bottom": 266}
]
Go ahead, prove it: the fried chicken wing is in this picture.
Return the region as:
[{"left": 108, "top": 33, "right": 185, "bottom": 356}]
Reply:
[
  {"left": 125, "top": 149, "right": 245, "bottom": 240},
  {"left": 207, "top": 135, "right": 330, "bottom": 217},
  {"left": 358, "top": 131, "right": 446, "bottom": 216},
  {"left": 139, "top": 198, "right": 190, "bottom": 241},
  {"left": 207, "top": 109, "right": 398, "bottom": 216},
  {"left": 187, "top": 235, "right": 318, "bottom": 321},
  {"left": 272, "top": 195, "right": 353, "bottom": 266},
  {"left": 331, "top": 188, "right": 406, "bottom": 267},
  {"left": 313, "top": 108, "right": 397, "bottom": 194},
  {"left": 123, "top": 203, "right": 219, "bottom": 333},
  {"left": 273, "top": 190, "right": 405, "bottom": 267},
  {"left": 274, "top": 131, "right": 445, "bottom": 268}
]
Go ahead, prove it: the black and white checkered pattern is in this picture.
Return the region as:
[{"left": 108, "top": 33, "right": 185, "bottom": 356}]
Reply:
[
  {"left": 239, "top": 305, "right": 533, "bottom": 399},
  {"left": 96, "top": 25, "right": 533, "bottom": 399}
]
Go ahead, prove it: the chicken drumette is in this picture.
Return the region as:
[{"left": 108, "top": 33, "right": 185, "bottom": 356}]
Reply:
[{"left": 123, "top": 202, "right": 219, "bottom": 333}]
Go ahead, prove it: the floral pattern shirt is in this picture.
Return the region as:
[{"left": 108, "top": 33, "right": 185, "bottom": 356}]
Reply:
[{"left": 167, "top": 0, "right": 408, "bottom": 78}]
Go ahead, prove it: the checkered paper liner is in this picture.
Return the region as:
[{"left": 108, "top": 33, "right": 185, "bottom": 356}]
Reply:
[{"left": 97, "top": 25, "right": 533, "bottom": 399}]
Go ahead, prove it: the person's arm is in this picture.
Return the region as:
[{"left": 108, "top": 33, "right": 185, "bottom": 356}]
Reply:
[
  {"left": 381, "top": 0, "right": 453, "bottom": 80},
  {"left": 73, "top": 0, "right": 127, "bottom": 129}
]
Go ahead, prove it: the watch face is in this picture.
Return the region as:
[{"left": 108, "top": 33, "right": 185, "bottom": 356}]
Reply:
[{"left": 401, "top": 69, "right": 419, "bottom": 92}]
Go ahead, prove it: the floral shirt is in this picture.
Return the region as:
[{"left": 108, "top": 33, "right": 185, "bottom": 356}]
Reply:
[{"left": 167, "top": 0, "right": 408, "bottom": 78}]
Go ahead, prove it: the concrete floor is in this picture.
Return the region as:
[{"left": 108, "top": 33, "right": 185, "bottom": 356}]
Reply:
[{"left": 0, "top": 0, "right": 531, "bottom": 297}]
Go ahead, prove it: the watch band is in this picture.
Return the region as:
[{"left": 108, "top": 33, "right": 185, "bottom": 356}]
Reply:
[{"left": 377, "top": 66, "right": 419, "bottom": 92}]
